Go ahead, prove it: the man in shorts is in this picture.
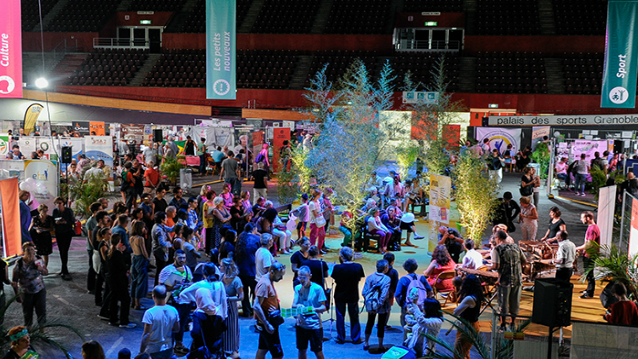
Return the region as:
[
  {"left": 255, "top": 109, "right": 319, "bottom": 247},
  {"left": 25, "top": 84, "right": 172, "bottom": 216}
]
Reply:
[
  {"left": 254, "top": 262, "right": 286, "bottom": 359},
  {"left": 293, "top": 266, "right": 327, "bottom": 359},
  {"left": 490, "top": 230, "right": 527, "bottom": 331}
]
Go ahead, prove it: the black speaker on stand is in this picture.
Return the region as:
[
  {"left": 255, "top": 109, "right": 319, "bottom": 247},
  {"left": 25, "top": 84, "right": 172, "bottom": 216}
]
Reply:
[
  {"left": 532, "top": 278, "right": 573, "bottom": 359},
  {"left": 153, "top": 129, "right": 163, "bottom": 143},
  {"left": 61, "top": 146, "right": 72, "bottom": 164}
]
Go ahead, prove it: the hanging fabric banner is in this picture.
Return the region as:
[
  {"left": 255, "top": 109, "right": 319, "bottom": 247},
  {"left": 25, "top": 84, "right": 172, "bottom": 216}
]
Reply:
[
  {"left": 0, "top": 0, "right": 23, "bottom": 99},
  {"left": 601, "top": 0, "right": 638, "bottom": 108},
  {"left": 206, "top": 0, "right": 236, "bottom": 100},
  {"left": 0, "top": 177, "right": 21, "bottom": 257},
  {"left": 475, "top": 127, "right": 522, "bottom": 154}
]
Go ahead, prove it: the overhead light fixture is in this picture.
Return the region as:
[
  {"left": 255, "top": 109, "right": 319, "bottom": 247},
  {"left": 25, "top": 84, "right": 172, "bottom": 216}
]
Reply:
[
  {"left": 35, "top": 77, "right": 48, "bottom": 89},
  {"left": 488, "top": 103, "right": 498, "bottom": 108}
]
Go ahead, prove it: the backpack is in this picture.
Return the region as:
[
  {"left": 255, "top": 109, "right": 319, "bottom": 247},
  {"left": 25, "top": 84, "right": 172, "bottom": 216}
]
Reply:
[
  {"left": 519, "top": 177, "right": 534, "bottom": 196},
  {"left": 405, "top": 274, "right": 429, "bottom": 307},
  {"left": 495, "top": 243, "right": 523, "bottom": 285},
  {"left": 121, "top": 169, "right": 131, "bottom": 190},
  {"left": 255, "top": 152, "right": 265, "bottom": 164},
  {"left": 363, "top": 282, "right": 383, "bottom": 313}
]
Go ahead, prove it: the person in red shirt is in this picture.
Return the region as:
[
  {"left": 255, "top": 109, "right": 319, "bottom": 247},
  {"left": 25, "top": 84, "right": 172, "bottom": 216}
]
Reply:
[
  {"left": 576, "top": 211, "right": 600, "bottom": 299},
  {"left": 604, "top": 283, "right": 638, "bottom": 325},
  {"left": 144, "top": 160, "right": 160, "bottom": 194}
]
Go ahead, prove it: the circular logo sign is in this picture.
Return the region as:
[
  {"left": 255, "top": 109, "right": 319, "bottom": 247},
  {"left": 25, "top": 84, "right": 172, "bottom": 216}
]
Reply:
[
  {"left": 609, "top": 86, "right": 629, "bottom": 104},
  {"left": 213, "top": 79, "right": 230, "bottom": 96},
  {"left": 0, "top": 76, "right": 15, "bottom": 94}
]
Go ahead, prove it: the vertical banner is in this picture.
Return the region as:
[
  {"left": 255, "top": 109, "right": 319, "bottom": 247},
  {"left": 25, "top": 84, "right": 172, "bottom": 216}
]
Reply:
[
  {"left": 442, "top": 124, "right": 460, "bottom": 151},
  {"left": 272, "top": 128, "right": 290, "bottom": 173},
  {"left": 23, "top": 104, "right": 43, "bottom": 136},
  {"left": 629, "top": 198, "right": 638, "bottom": 257},
  {"left": 597, "top": 185, "right": 617, "bottom": 249},
  {"left": 24, "top": 160, "right": 58, "bottom": 211},
  {"left": 85, "top": 136, "right": 114, "bottom": 167},
  {"left": 0, "top": 177, "right": 21, "bottom": 257},
  {"left": 0, "top": 0, "right": 23, "bottom": 99},
  {"left": 601, "top": 0, "right": 638, "bottom": 108},
  {"left": 0, "top": 135, "right": 9, "bottom": 158},
  {"left": 206, "top": 0, "right": 236, "bottom": 100},
  {"left": 429, "top": 174, "right": 451, "bottom": 251}
]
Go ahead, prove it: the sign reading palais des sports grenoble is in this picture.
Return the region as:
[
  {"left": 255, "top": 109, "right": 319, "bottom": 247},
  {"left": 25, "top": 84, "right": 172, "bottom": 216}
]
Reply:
[{"left": 489, "top": 114, "right": 638, "bottom": 126}]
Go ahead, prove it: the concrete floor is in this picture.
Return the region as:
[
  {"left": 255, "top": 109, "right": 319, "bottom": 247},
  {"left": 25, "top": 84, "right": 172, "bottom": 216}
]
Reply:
[{"left": 4, "top": 170, "right": 595, "bottom": 358}]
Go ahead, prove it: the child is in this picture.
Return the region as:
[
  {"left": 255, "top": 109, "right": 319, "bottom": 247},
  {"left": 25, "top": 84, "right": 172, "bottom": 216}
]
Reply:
[
  {"left": 404, "top": 289, "right": 443, "bottom": 356},
  {"left": 292, "top": 193, "right": 309, "bottom": 240}
]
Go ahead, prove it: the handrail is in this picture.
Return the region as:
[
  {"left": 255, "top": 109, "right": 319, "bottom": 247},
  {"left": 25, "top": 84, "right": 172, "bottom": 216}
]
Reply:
[
  {"left": 93, "top": 38, "right": 150, "bottom": 49},
  {"left": 49, "top": 37, "right": 79, "bottom": 68}
]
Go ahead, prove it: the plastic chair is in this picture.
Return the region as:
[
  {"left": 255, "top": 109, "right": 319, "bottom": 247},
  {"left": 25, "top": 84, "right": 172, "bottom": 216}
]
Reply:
[{"left": 432, "top": 271, "right": 457, "bottom": 306}]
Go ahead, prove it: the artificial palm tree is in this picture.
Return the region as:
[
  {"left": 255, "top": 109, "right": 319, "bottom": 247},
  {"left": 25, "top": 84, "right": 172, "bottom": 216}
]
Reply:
[
  {"left": 0, "top": 295, "right": 84, "bottom": 358},
  {"left": 583, "top": 243, "right": 638, "bottom": 300}
]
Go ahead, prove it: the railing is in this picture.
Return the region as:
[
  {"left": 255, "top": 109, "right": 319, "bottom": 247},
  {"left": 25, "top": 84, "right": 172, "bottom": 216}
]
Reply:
[
  {"left": 93, "top": 38, "right": 150, "bottom": 49},
  {"left": 396, "top": 39, "right": 462, "bottom": 52},
  {"left": 49, "top": 37, "right": 79, "bottom": 69}
]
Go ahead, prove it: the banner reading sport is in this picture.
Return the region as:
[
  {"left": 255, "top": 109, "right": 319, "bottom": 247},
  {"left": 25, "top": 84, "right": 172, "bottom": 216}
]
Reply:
[
  {"left": 206, "top": 0, "right": 236, "bottom": 100},
  {"left": 601, "top": 0, "right": 638, "bottom": 108}
]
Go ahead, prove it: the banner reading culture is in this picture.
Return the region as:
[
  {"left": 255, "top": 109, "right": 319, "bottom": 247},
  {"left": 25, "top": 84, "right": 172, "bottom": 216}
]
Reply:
[
  {"left": 0, "top": 0, "right": 23, "bottom": 99},
  {"left": 475, "top": 127, "right": 522, "bottom": 154},
  {"left": 601, "top": 0, "right": 638, "bottom": 108},
  {"left": 206, "top": 0, "right": 237, "bottom": 100}
]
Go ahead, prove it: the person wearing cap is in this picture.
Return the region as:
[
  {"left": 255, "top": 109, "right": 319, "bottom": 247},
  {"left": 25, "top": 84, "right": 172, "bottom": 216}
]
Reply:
[
  {"left": 5, "top": 326, "right": 37, "bottom": 359},
  {"left": 399, "top": 212, "right": 425, "bottom": 247}
]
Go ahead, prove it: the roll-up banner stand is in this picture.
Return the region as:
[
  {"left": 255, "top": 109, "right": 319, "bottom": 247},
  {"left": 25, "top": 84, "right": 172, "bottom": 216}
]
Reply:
[{"left": 601, "top": 0, "right": 638, "bottom": 108}]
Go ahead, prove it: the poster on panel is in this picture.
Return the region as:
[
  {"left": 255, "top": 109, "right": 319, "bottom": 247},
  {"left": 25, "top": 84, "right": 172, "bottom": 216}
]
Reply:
[
  {"left": 85, "top": 136, "right": 114, "bottom": 167},
  {"left": 475, "top": 127, "right": 522, "bottom": 154},
  {"left": 571, "top": 140, "right": 607, "bottom": 163},
  {"left": 531, "top": 126, "right": 551, "bottom": 150},
  {"left": 24, "top": 160, "right": 58, "bottom": 211}
]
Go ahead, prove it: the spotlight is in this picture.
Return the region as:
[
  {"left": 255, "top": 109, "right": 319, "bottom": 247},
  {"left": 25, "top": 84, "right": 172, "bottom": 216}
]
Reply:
[{"left": 35, "top": 78, "right": 48, "bottom": 89}]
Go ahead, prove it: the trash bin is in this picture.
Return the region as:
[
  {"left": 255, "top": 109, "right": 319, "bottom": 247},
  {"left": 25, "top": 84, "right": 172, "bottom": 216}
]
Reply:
[{"left": 180, "top": 168, "right": 192, "bottom": 191}]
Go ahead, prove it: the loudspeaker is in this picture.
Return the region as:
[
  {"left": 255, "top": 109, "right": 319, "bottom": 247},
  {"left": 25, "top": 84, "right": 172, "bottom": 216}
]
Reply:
[
  {"left": 532, "top": 278, "right": 573, "bottom": 327},
  {"left": 153, "top": 129, "right": 163, "bottom": 143},
  {"left": 481, "top": 116, "right": 489, "bottom": 127},
  {"left": 61, "top": 146, "right": 72, "bottom": 164}
]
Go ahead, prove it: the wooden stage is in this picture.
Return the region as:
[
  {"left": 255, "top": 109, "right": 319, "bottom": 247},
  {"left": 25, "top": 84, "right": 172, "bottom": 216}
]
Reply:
[{"left": 444, "top": 276, "right": 608, "bottom": 338}]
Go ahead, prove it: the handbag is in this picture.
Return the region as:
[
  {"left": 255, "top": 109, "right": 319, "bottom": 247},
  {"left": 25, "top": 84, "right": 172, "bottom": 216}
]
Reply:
[
  {"left": 267, "top": 309, "right": 285, "bottom": 327},
  {"left": 315, "top": 215, "right": 326, "bottom": 227},
  {"left": 92, "top": 250, "right": 102, "bottom": 273}
]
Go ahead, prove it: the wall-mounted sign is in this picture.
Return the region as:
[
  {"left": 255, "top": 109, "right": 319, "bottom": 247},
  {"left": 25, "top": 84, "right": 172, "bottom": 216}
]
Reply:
[{"left": 489, "top": 114, "right": 638, "bottom": 126}]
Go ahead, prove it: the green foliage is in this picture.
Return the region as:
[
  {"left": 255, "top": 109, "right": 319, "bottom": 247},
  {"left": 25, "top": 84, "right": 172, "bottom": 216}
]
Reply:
[
  {"left": 585, "top": 243, "right": 638, "bottom": 300},
  {"left": 301, "top": 59, "right": 400, "bottom": 242},
  {"left": 454, "top": 153, "right": 499, "bottom": 243},
  {"left": 160, "top": 155, "right": 185, "bottom": 185},
  {"left": 289, "top": 144, "right": 312, "bottom": 194},
  {"left": 0, "top": 295, "right": 84, "bottom": 358},
  {"left": 424, "top": 312, "right": 530, "bottom": 359},
  {"left": 276, "top": 152, "right": 300, "bottom": 205},
  {"left": 589, "top": 166, "right": 607, "bottom": 196},
  {"left": 395, "top": 141, "right": 420, "bottom": 180},
  {"left": 530, "top": 142, "right": 550, "bottom": 179},
  {"left": 68, "top": 171, "right": 106, "bottom": 219}
]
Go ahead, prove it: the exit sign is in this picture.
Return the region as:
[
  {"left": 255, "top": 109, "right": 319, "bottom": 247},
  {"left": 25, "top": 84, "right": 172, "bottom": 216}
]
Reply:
[
  {"left": 425, "top": 21, "right": 438, "bottom": 26},
  {"left": 140, "top": 20, "right": 152, "bottom": 25}
]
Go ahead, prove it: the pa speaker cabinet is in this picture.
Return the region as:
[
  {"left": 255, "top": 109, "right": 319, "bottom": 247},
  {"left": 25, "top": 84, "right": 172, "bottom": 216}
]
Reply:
[
  {"left": 153, "top": 129, "right": 163, "bottom": 143},
  {"left": 61, "top": 146, "right": 73, "bottom": 164},
  {"left": 532, "top": 278, "right": 573, "bottom": 327}
]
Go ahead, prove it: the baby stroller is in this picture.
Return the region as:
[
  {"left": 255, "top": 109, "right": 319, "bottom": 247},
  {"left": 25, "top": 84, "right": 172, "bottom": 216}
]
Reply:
[{"left": 188, "top": 311, "right": 227, "bottom": 359}]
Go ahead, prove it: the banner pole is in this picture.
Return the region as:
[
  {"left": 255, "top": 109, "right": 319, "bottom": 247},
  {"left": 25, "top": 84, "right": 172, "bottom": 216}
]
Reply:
[{"left": 621, "top": 190, "right": 627, "bottom": 248}]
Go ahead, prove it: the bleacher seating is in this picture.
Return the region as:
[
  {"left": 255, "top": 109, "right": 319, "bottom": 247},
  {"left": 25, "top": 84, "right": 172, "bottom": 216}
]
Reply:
[
  {"left": 553, "top": 0, "right": 608, "bottom": 36},
  {"left": 129, "top": 0, "right": 185, "bottom": 11},
  {"left": 67, "top": 48, "right": 148, "bottom": 86},
  {"left": 179, "top": 0, "right": 252, "bottom": 33},
  {"left": 475, "top": 52, "right": 547, "bottom": 94},
  {"left": 562, "top": 52, "right": 603, "bottom": 95},
  {"left": 475, "top": 0, "right": 540, "bottom": 35},
  {"left": 387, "top": 52, "right": 460, "bottom": 91},
  {"left": 45, "top": 0, "right": 119, "bottom": 32},
  {"left": 251, "top": 0, "right": 320, "bottom": 33},
  {"left": 21, "top": 0, "right": 58, "bottom": 31},
  {"left": 305, "top": 51, "right": 379, "bottom": 87},
  {"left": 140, "top": 49, "right": 299, "bottom": 89},
  {"left": 324, "top": 0, "right": 393, "bottom": 34},
  {"left": 403, "top": 0, "right": 463, "bottom": 13}
]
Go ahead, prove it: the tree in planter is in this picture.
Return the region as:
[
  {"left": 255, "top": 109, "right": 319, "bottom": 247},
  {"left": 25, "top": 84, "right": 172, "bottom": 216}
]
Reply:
[
  {"left": 530, "top": 142, "right": 550, "bottom": 180},
  {"left": 302, "top": 60, "right": 398, "bottom": 245},
  {"left": 67, "top": 171, "right": 106, "bottom": 219},
  {"left": 454, "top": 153, "right": 499, "bottom": 245},
  {"left": 160, "top": 156, "right": 185, "bottom": 186},
  {"left": 584, "top": 243, "right": 638, "bottom": 300}
]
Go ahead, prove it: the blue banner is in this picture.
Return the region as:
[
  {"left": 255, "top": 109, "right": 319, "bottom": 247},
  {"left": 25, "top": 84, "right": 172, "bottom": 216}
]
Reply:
[
  {"left": 601, "top": 0, "right": 638, "bottom": 108},
  {"left": 206, "top": 0, "right": 236, "bottom": 100}
]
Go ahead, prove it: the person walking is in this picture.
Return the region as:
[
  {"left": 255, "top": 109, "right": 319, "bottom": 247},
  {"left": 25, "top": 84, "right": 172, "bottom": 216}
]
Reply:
[
  {"left": 488, "top": 149, "right": 505, "bottom": 185},
  {"left": 255, "top": 234, "right": 275, "bottom": 282},
  {"left": 19, "top": 191, "right": 32, "bottom": 244},
  {"left": 554, "top": 231, "right": 576, "bottom": 283},
  {"left": 576, "top": 211, "right": 600, "bottom": 299},
  {"left": 140, "top": 285, "right": 180, "bottom": 359},
  {"left": 11, "top": 242, "right": 48, "bottom": 327},
  {"left": 308, "top": 189, "right": 326, "bottom": 252},
  {"left": 574, "top": 154, "right": 590, "bottom": 196},
  {"left": 158, "top": 250, "right": 193, "bottom": 355},
  {"left": 490, "top": 230, "right": 527, "bottom": 331},
  {"left": 151, "top": 212, "right": 173, "bottom": 286},
  {"left": 252, "top": 162, "right": 269, "bottom": 201},
  {"left": 220, "top": 258, "right": 243, "bottom": 359},
  {"left": 331, "top": 247, "right": 365, "bottom": 344},
  {"left": 107, "top": 233, "right": 135, "bottom": 328},
  {"left": 362, "top": 259, "right": 391, "bottom": 352},
  {"left": 52, "top": 197, "right": 75, "bottom": 281},
  {"left": 293, "top": 265, "right": 327, "bottom": 359},
  {"left": 519, "top": 196, "right": 538, "bottom": 242},
  {"left": 220, "top": 151, "right": 241, "bottom": 196},
  {"left": 29, "top": 204, "right": 53, "bottom": 268},
  {"left": 254, "top": 262, "right": 286, "bottom": 359},
  {"left": 211, "top": 197, "right": 232, "bottom": 253},
  {"left": 394, "top": 258, "right": 433, "bottom": 342},
  {"left": 291, "top": 237, "right": 310, "bottom": 288}
]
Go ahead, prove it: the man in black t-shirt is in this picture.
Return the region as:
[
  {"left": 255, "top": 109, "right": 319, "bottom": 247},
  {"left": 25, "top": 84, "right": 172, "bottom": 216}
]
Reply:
[
  {"left": 252, "top": 162, "right": 269, "bottom": 201},
  {"left": 331, "top": 247, "right": 365, "bottom": 344},
  {"left": 153, "top": 188, "right": 168, "bottom": 214}
]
